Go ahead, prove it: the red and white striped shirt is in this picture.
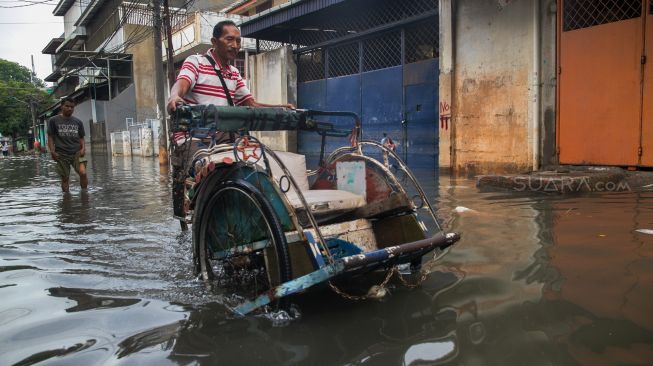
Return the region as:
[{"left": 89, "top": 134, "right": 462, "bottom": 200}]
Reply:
[{"left": 177, "top": 49, "right": 253, "bottom": 107}]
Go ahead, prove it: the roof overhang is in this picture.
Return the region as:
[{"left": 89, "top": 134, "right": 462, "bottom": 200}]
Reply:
[
  {"left": 240, "top": 0, "right": 437, "bottom": 51},
  {"left": 55, "top": 50, "right": 132, "bottom": 69},
  {"left": 53, "top": 0, "right": 76, "bottom": 16},
  {"left": 240, "top": 0, "right": 346, "bottom": 37},
  {"left": 44, "top": 70, "right": 63, "bottom": 82},
  {"left": 56, "top": 27, "right": 87, "bottom": 53},
  {"left": 42, "top": 38, "right": 64, "bottom": 54},
  {"left": 75, "top": 0, "right": 108, "bottom": 26}
]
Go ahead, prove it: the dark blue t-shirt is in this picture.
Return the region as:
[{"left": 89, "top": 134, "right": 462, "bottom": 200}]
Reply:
[{"left": 47, "top": 115, "right": 85, "bottom": 155}]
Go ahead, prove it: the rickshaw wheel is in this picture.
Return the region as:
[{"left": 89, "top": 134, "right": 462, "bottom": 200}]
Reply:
[{"left": 194, "top": 179, "right": 292, "bottom": 311}]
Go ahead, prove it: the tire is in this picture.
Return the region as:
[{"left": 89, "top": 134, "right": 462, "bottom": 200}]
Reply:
[{"left": 193, "top": 179, "right": 292, "bottom": 309}]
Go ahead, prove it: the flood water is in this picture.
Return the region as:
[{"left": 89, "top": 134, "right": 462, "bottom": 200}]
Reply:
[{"left": 1, "top": 153, "right": 652, "bottom": 365}]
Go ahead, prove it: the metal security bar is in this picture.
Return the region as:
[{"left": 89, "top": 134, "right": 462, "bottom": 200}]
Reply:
[
  {"left": 563, "top": 0, "right": 642, "bottom": 31},
  {"left": 363, "top": 31, "right": 401, "bottom": 72},
  {"left": 297, "top": 20, "right": 437, "bottom": 82},
  {"left": 328, "top": 42, "right": 359, "bottom": 77}
]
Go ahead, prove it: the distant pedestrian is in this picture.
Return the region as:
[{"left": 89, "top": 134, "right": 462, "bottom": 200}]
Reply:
[
  {"left": 47, "top": 97, "right": 88, "bottom": 192},
  {"left": 34, "top": 140, "right": 41, "bottom": 153},
  {"left": 1, "top": 141, "right": 8, "bottom": 157},
  {"left": 381, "top": 132, "right": 396, "bottom": 167}
]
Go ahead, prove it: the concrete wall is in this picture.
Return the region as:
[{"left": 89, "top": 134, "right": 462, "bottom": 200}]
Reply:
[
  {"left": 539, "top": 1, "right": 558, "bottom": 168},
  {"left": 125, "top": 24, "right": 159, "bottom": 122},
  {"left": 441, "top": 0, "right": 556, "bottom": 175},
  {"left": 72, "top": 99, "right": 93, "bottom": 145},
  {"left": 103, "top": 84, "right": 137, "bottom": 135},
  {"left": 247, "top": 45, "right": 298, "bottom": 152},
  {"left": 63, "top": 4, "right": 83, "bottom": 37}
]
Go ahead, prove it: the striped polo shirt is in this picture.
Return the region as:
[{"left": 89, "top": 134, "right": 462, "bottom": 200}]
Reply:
[{"left": 177, "top": 49, "right": 253, "bottom": 106}]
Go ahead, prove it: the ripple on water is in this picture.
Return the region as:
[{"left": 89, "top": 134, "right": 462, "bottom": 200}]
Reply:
[{"left": 2, "top": 156, "right": 653, "bottom": 365}]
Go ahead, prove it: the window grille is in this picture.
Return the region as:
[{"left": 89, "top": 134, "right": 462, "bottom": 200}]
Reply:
[
  {"left": 328, "top": 42, "right": 359, "bottom": 77},
  {"left": 404, "top": 21, "right": 438, "bottom": 64},
  {"left": 297, "top": 49, "right": 324, "bottom": 82},
  {"left": 287, "top": 2, "right": 439, "bottom": 81},
  {"left": 563, "top": 0, "right": 642, "bottom": 31},
  {"left": 234, "top": 58, "right": 246, "bottom": 78},
  {"left": 257, "top": 40, "right": 286, "bottom": 52},
  {"left": 363, "top": 31, "right": 401, "bottom": 71}
]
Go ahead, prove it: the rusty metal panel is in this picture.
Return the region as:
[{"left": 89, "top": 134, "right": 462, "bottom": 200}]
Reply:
[
  {"left": 559, "top": 0, "right": 643, "bottom": 165},
  {"left": 641, "top": 3, "right": 653, "bottom": 166}
]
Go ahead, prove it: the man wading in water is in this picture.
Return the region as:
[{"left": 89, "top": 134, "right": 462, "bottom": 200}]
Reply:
[{"left": 47, "top": 97, "right": 88, "bottom": 193}]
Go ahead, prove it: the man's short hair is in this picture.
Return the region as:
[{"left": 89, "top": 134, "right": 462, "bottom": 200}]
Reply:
[
  {"left": 62, "top": 96, "right": 75, "bottom": 105},
  {"left": 213, "top": 20, "right": 238, "bottom": 38}
]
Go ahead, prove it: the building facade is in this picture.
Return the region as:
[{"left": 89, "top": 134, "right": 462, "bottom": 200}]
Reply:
[
  {"left": 236, "top": 0, "right": 652, "bottom": 174},
  {"left": 40, "top": 0, "right": 188, "bottom": 152},
  {"left": 236, "top": 0, "right": 441, "bottom": 175}
]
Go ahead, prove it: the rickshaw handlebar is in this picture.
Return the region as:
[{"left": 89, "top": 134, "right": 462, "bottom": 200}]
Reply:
[{"left": 172, "top": 104, "right": 360, "bottom": 137}]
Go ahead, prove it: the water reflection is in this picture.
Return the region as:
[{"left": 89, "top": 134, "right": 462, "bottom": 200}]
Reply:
[{"left": 1, "top": 155, "right": 652, "bottom": 365}]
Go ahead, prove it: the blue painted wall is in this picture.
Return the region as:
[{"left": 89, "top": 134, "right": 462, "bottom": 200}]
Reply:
[{"left": 297, "top": 59, "right": 438, "bottom": 174}]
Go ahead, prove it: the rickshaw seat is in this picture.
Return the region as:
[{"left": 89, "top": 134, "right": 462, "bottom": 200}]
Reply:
[
  {"left": 270, "top": 152, "right": 366, "bottom": 219},
  {"left": 205, "top": 150, "right": 366, "bottom": 220}
]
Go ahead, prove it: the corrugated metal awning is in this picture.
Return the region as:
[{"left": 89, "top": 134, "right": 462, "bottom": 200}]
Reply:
[
  {"left": 238, "top": 0, "right": 437, "bottom": 50},
  {"left": 42, "top": 38, "right": 64, "bottom": 55},
  {"left": 240, "top": 0, "right": 346, "bottom": 37},
  {"left": 53, "top": 0, "right": 76, "bottom": 16}
]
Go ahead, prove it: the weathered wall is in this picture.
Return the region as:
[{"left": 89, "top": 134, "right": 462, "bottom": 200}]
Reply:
[
  {"left": 125, "top": 24, "right": 158, "bottom": 122},
  {"left": 247, "top": 45, "right": 298, "bottom": 152},
  {"left": 453, "top": 0, "right": 532, "bottom": 174},
  {"left": 539, "top": 1, "right": 558, "bottom": 168},
  {"left": 103, "top": 84, "right": 137, "bottom": 134},
  {"left": 72, "top": 99, "right": 93, "bottom": 145},
  {"left": 439, "top": 0, "right": 454, "bottom": 172}
]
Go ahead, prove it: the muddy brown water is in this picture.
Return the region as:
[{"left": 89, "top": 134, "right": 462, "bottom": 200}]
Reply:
[{"left": 1, "top": 153, "right": 652, "bottom": 365}]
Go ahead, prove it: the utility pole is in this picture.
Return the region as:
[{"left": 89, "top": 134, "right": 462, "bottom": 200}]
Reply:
[
  {"left": 163, "top": 0, "right": 176, "bottom": 87},
  {"left": 30, "top": 55, "right": 38, "bottom": 154},
  {"left": 153, "top": 0, "right": 169, "bottom": 166}
]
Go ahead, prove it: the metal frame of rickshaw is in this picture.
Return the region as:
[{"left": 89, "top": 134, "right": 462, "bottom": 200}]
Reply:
[{"left": 171, "top": 106, "right": 460, "bottom": 314}]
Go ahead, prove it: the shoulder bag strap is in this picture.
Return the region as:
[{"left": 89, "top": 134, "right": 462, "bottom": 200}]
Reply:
[
  {"left": 204, "top": 54, "right": 237, "bottom": 142},
  {"left": 204, "top": 54, "right": 235, "bottom": 107}
]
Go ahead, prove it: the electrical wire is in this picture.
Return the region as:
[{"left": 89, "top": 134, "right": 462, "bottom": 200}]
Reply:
[
  {"left": 55, "top": 0, "right": 198, "bottom": 87},
  {"left": 0, "top": 0, "right": 55, "bottom": 7}
]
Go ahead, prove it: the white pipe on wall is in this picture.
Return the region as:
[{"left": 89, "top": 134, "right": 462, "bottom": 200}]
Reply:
[{"left": 532, "top": 0, "right": 541, "bottom": 171}]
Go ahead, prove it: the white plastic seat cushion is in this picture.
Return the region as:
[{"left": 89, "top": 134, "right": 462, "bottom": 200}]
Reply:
[
  {"left": 286, "top": 189, "right": 366, "bottom": 214},
  {"left": 269, "top": 152, "right": 366, "bottom": 215},
  {"left": 204, "top": 150, "right": 366, "bottom": 215}
]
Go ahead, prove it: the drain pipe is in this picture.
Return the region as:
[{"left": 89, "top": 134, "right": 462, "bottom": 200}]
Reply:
[{"left": 532, "top": 0, "right": 542, "bottom": 171}]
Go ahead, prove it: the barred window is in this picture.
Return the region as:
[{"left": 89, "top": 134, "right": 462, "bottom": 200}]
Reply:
[
  {"left": 404, "top": 21, "right": 438, "bottom": 64},
  {"left": 234, "top": 58, "right": 246, "bottom": 79},
  {"left": 563, "top": 0, "right": 642, "bottom": 32},
  {"left": 363, "top": 31, "right": 401, "bottom": 71},
  {"left": 328, "top": 42, "right": 359, "bottom": 77}
]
